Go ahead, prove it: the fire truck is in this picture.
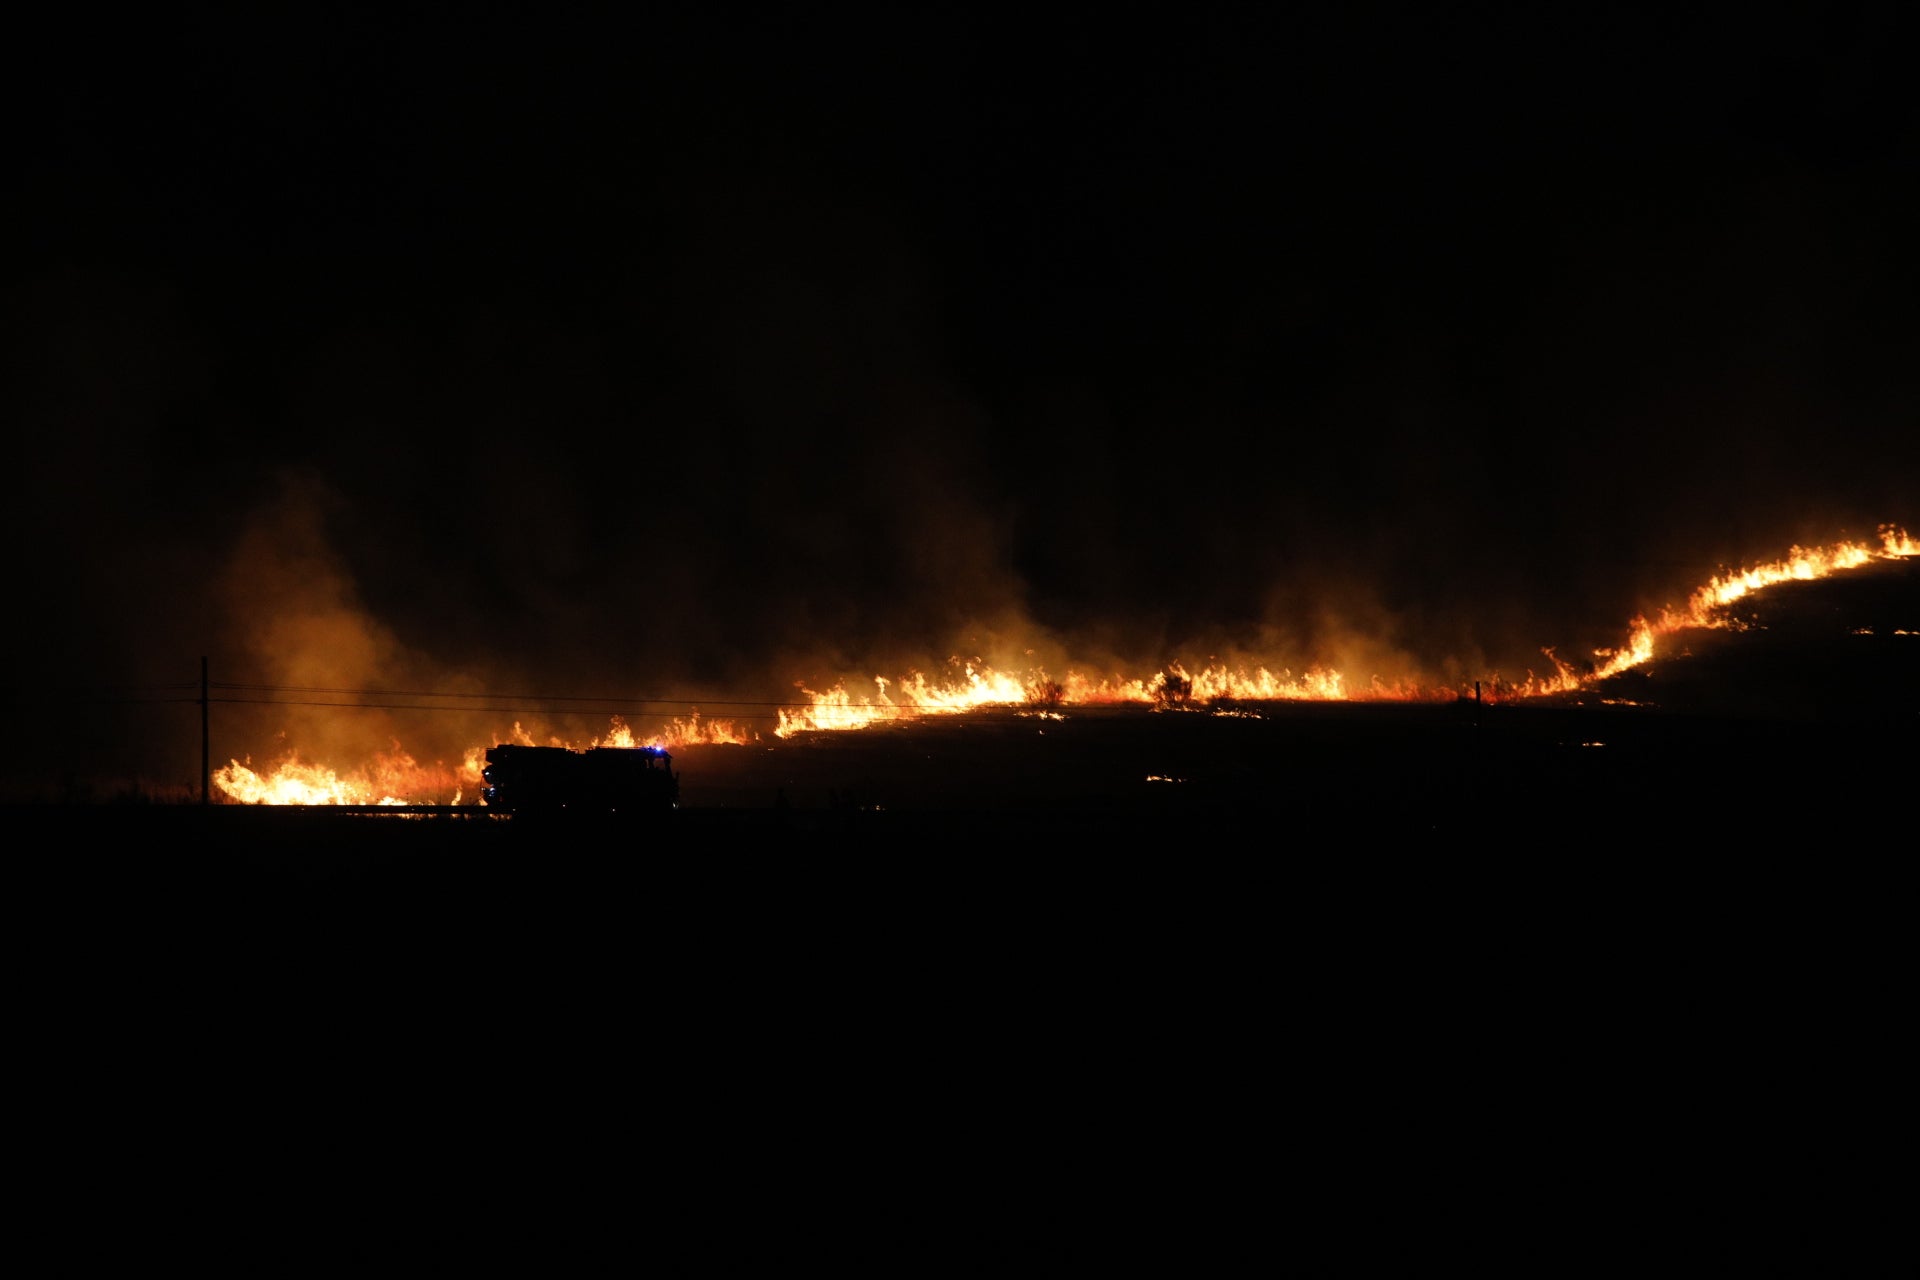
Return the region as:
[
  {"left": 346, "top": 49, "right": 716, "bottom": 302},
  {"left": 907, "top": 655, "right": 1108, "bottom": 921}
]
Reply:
[{"left": 479, "top": 744, "right": 679, "bottom": 813}]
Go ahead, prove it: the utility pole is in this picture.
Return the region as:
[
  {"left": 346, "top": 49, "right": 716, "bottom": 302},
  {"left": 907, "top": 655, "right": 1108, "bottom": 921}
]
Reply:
[{"left": 201, "top": 656, "right": 210, "bottom": 806}]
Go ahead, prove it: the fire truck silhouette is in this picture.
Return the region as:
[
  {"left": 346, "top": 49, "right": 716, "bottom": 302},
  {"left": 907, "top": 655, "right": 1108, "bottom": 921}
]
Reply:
[{"left": 480, "top": 744, "right": 679, "bottom": 812}]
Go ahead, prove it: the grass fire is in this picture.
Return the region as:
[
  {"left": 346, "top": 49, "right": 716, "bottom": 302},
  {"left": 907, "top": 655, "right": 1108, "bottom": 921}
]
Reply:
[{"left": 198, "top": 524, "right": 1916, "bottom": 808}]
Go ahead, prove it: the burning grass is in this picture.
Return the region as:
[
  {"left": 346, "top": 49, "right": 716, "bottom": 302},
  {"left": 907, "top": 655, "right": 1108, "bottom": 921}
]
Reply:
[{"left": 209, "top": 524, "right": 1916, "bottom": 803}]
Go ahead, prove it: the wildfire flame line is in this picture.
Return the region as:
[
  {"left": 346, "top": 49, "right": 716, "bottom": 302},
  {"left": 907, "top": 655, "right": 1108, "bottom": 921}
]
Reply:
[
  {"left": 772, "top": 524, "right": 1919, "bottom": 732},
  {"left": 211, "top": 713, "right": 752, "bottom": 806},
  {"left": 215, "top": 525, "right": 1915, "bottom": 803}
]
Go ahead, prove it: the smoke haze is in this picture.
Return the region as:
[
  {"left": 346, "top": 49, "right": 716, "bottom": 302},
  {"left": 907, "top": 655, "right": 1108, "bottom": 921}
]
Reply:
[{"left": 5, "top": 7, "right": 1916, "bottom": 795}]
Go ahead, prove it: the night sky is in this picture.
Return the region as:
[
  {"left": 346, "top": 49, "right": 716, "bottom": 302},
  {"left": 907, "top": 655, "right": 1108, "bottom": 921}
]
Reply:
[{"left": 7, "top": 6, "right": 1917, "bottom": 793}]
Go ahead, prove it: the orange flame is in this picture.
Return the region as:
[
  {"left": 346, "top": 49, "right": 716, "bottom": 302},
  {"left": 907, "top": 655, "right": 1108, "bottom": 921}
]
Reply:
[
  {"left": 215, "top": 524, "right": 1915, "bottom": 798},
  {"left": 213, "top": 712, "right": 755, "bottom": 805},
  {"left": 1546, "top": 522, "right": 1917, "bottom": 693},
  {"left": 775, "top": 524, "right": 1917, "bottom": 730},
  {"left": 213, "top": 745, "right": 471, "bottom": 806}
]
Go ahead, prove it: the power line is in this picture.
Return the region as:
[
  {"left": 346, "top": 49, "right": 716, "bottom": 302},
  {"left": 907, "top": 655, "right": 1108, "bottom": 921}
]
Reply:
[
  {"left": 206, "top": 682, "right": 807, "bottom": 710},
  {"left": 5, "top": 684, "right": 1074, "bottom": 718},
  {"left": 0, "top": 693, "right": 205, "bottom": 707},
  {"left": 209, "top": 682, "right": 674, "bottom": 702},
  {"left": 206, "top": 695, "right": 795, "bottom": 719},
  {"left": 202, "top": 679, "right": 1070, "bottom": 715}
]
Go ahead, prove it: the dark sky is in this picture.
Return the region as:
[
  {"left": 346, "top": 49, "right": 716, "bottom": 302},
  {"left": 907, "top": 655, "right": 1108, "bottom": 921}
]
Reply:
[{"left": 7, "top": 5, "right": 1917, "bottom": 788}]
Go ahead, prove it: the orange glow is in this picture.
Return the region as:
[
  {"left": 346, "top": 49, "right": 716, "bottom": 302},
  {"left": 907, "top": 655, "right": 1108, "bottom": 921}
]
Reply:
[
  {"left": 1547, "top": 522, "right": 1918, "bottom": 693},
  {"left": 213, "top": 713, "right": 753, "bottom": 805},
  {"left": 215, "top": 525, "right": 1915, "bottom": 800},
  {"left": 213, "top": 746, "right": 470, "bottom": 806},
  {"left": 774, "top": 524, "right": 1917, "bottom": 731},
  {"left": 770, "top": 662, "right": 1451, "bottom": 736},
  {"left": 500, "top": 712, "right": 754, "bottom": 752}
]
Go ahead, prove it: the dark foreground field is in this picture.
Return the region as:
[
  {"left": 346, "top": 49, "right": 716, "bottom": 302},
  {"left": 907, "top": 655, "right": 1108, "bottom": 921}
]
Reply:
[
  {"left": 14, "top": 569, "right": 1914, "bottom": 1263},
  {"left": 15, "top": 692, "right": 1910, "bottom": 1270},
  {"left": 16, "top": 687, "right": 1913, "bottom": 955}
]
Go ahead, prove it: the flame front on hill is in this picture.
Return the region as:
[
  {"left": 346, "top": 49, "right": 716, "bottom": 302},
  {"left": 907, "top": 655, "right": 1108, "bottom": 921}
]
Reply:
[{"left": 213, "top": 525, "right": 1916, "bottom": 804}]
